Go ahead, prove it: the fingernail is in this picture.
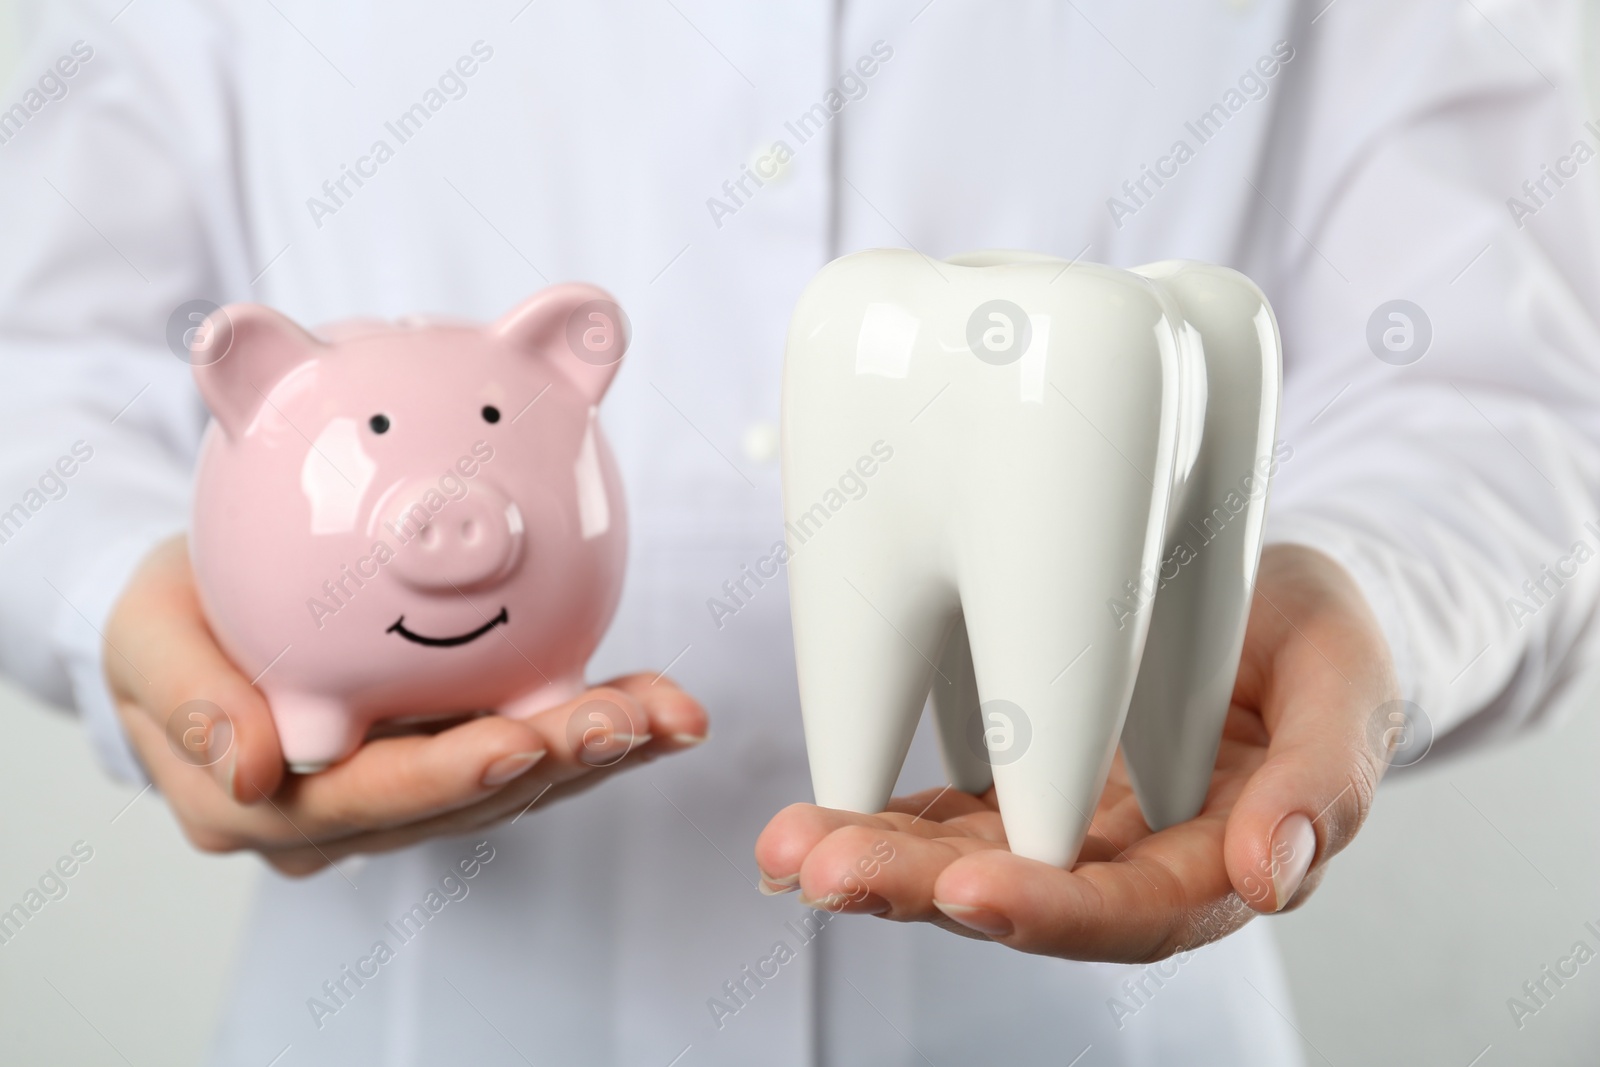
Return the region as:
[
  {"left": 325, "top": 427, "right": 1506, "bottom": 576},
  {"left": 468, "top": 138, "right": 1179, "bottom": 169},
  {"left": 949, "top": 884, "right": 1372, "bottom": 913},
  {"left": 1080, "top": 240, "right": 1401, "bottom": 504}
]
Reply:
[
  {"left": 222, "top": 751, "right": 238, "bottom": 801},
  {"left": 1270, "top": 813, "right": 1317, "bottom": 912},
  {"left": 757, "top": 869, "right": 798, "bottom": 894},
  {"left": 482, "top": 751, "right": 545, "bottom": 787},
  {"left": 798, "top": 892, "right": 889, "bottom": 915},
  {"left": 934, "top": 900, "right": 1013, "bottom": 938},
  {"left": 671, "top": 732, "right": 708, "bottom": 747}
]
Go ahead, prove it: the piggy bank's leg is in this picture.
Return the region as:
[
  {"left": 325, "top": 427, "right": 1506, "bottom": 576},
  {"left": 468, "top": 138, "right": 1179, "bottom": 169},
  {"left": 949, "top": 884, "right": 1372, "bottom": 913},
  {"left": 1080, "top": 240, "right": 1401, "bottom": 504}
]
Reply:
[
  {"left": 790, "top": 545, "right": 958, "bottom": 814},
  {"left": 1121, "top": 263, "right": 1282, "bottom": 830},
  {"left": 269, "top": 692, "right": 364, "bottom": 773},
  {"left": 929, "top": 611, "right": 994, "bottom": 796}
]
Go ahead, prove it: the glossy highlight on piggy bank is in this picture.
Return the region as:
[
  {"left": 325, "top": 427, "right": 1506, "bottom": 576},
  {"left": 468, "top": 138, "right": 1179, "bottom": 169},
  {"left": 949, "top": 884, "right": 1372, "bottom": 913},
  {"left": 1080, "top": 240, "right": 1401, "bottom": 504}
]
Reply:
[{"left": 187, "top": 285, "right": 629, "bottom": 771}]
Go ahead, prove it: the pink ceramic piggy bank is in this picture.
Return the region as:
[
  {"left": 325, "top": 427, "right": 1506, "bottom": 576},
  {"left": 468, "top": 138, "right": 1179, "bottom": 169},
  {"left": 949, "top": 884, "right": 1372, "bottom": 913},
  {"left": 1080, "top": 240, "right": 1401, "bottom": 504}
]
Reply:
[{"left": 188, "top": 285, "right": 629, "bottom": 771}]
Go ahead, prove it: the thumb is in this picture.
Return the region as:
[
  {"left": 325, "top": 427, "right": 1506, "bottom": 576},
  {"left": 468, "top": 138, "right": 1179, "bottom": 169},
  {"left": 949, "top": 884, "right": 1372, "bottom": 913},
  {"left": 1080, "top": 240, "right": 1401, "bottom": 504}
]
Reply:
[
  {"left": 107, "top": 537, "right": 285, "bottom": 803},
  {"left": 1223, "top": 695, "right": 1380, "bottom": 914},
  {"left": 1223, "top": 565, "right": 1396, "bottom": 914},
  {"left": 152, "top": 612, "right": 285, "bottom": 804}
]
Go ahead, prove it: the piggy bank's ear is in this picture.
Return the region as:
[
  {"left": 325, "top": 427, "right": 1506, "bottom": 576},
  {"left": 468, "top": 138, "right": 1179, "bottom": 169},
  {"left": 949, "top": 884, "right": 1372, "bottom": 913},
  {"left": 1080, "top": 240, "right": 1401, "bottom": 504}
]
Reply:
[
  {"left": 192, "top": 304, "right": 322, "bottom": 438},
  {"left": 492, "top": 284, "right": 628, "bottom": 404}
]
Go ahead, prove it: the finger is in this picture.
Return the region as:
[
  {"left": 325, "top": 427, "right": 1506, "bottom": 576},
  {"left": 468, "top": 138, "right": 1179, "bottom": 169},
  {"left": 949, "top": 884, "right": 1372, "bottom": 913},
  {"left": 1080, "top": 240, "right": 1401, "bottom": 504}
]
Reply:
[
  {"left": 117, "top": 703, "right": 542, "bottom": 852},
  {"left": 261, "top": 685, "right": 708, "bottom": 864},
  {"left": 108, "top": 538, "right": 284, "bottom": 802},
  {"left": 795, "top": 823, "right": 1002, "bottom": 919},
  {"left": 257, "top": 679, "right": 702, "bottom": 841},
  {"left": 261, "top": 735, "right": 646, "bottom": 868},
  {"left": 276, "top": 712, "right": 550, "bottom": 836},
  {"left": 262, "top": 755, "right": 574, "bottom": 869},
  {"left": 754, "top": 801, "right": 996, "bottom": 893},
  {"left": 930, "top": 829, "right": 1248, "bottom": 963},
  {"left": 266, "top": 684, "right": 664, "bottom": 845},
  {"left": 116, "top": 697, "right": 264, "bottom": 854},
  {"left": 603, "top": 673, "right": 710, "bottom": 747},
  {"left": 1224, "top": 558, "right": 1396, "bottom": 914},
  {"left": 511, "top": 684, "right": 660, "bottom": 770},
  {"left": 1222, "top": 688, "right": 1376, "bottom": 914}
]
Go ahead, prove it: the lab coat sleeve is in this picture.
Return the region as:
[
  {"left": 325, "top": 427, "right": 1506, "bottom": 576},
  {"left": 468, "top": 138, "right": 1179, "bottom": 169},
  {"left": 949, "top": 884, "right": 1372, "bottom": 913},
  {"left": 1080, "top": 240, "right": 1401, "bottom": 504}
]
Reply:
[
  {"left": 0, "top": 1, "right": 252, "bottom": 780},
  {"left": 1257, "top": 0, "right": 1600, "bottom": 754}
]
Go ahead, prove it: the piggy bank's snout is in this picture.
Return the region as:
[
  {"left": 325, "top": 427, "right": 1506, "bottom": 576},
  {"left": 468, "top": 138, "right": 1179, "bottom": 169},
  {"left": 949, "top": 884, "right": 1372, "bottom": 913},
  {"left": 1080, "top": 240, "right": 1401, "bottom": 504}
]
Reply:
[{"left": 380, "top": 479, "right": 524, "bottom": 592}]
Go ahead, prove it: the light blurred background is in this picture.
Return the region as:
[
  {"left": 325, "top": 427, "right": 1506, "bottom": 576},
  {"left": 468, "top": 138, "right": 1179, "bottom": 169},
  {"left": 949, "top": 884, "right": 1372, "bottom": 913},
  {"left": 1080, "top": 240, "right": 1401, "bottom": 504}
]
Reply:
[{"left": 2, "top": 3, "right": 1599, "bottom": 1065}]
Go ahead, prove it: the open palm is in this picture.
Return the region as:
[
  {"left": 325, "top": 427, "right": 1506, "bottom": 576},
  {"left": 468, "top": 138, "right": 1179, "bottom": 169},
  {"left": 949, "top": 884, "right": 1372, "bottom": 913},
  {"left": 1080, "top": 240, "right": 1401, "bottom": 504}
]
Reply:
[{"left": 755, "top": 544, "right": 1399, "bottom": 962}]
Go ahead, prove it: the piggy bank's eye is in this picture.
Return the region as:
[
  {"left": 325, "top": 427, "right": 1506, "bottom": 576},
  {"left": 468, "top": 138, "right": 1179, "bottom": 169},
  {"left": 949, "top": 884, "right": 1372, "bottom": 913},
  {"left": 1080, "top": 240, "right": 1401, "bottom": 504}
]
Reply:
[
  {"left": 369, "top": 414, "right": 391, "bottom": 434},
  {"left": 481, "top": 405, "right": 501, "bottom": 424}
]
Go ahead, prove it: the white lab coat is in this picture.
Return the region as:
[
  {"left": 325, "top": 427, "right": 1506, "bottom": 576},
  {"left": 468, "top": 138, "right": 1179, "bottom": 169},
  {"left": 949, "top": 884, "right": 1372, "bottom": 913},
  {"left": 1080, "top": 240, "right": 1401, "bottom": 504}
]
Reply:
[{"left": 2, "top": 0, "right": 1598, "bottom": 1063}]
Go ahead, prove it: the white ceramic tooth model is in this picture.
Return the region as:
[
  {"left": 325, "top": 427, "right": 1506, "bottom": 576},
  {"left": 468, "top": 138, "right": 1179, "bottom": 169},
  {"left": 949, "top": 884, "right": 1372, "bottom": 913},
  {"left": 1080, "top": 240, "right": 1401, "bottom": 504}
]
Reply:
[{"left": 781, "top": 249, "right": 1282, "bottom": 867}]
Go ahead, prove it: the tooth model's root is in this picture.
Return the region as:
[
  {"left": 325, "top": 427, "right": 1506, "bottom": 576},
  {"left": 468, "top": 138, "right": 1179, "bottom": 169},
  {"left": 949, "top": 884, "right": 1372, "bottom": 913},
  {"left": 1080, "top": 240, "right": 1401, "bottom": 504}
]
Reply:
[
  {"left": 1121, "top": 262, "right": 1280, "bottom": 832},
  {"left": 930, "top": 611, "right": 993, "bottom": 797},
  {"left": 792, "top": 560, "right": 955, "bottom": 815}
]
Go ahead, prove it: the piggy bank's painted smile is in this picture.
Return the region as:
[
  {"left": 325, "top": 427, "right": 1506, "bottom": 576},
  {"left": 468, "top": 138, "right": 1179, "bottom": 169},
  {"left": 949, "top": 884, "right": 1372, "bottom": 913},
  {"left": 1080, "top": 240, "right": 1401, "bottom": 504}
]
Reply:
[{"left": 386, "top": 607, "right": 509, "bottom": 648}]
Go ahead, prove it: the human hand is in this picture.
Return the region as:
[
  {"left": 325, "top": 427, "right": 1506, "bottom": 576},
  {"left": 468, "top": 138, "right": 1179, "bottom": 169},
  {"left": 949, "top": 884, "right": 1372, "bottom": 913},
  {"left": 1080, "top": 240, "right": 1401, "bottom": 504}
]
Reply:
[
  {"left": 755, "top": 544, "right": 1398, "bottom": 961},
  {"left": 105, "top": 535, "right": 708, "bottom": 876}
]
